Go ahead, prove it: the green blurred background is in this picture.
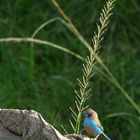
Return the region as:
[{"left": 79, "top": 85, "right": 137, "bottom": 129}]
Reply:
[{"left": 0, "top": 0, "right": 140, "bottom": 139}]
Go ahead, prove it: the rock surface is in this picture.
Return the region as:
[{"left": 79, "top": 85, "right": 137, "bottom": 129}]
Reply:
[{"left": 0, "top": 109, "right": 97, "bottom": 140}]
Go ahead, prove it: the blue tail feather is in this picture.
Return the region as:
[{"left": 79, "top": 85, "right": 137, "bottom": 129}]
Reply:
[{"left": 102, "top": 132, "right": 111, "bottom": 140}]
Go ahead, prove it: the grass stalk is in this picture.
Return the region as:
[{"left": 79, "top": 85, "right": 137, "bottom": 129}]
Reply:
[
  {"left": 0, "top": 37, "right": 84, "bottom": 61},
  {"left": 51, "top": 0, "right": 140, "bottom": 115},
  {"left": 69, "top": 0, "right": 120, "bottom": 134}
]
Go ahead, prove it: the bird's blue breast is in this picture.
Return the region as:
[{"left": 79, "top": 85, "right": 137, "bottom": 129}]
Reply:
[{"left": 83, "top": 117, "right": 103, "bottom": 135}]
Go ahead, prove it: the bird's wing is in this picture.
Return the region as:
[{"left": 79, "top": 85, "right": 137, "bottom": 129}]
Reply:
[{"left": 95, "top": 118, "right": 104, "bottom": 131}]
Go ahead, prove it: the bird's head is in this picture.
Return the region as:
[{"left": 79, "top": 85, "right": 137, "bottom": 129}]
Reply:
[{"left": 83, "top": 108, "right": 98, "bottom": 119}]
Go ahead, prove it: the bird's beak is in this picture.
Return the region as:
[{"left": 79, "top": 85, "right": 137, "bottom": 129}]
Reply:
[{"left": 83, "top": 111, "right": 86, "bottom": 116}]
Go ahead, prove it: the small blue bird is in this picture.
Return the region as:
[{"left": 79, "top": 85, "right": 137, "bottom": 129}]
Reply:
[{"left": 83, "top": 108, "right": 111, "bottom": 140}]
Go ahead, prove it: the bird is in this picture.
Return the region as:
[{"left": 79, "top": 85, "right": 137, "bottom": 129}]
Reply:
[{"left": 83, "top": 108, "right": 111, "bottom": 140}]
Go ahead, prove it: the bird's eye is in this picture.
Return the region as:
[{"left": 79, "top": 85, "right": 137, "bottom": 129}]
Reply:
[{"left": 87, "top": 113, "right": 92, "bottom": 117}]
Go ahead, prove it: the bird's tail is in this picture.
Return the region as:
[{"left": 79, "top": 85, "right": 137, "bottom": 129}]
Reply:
[{"left": 100, "top": 132, "right": 111, "bottom": 140}]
